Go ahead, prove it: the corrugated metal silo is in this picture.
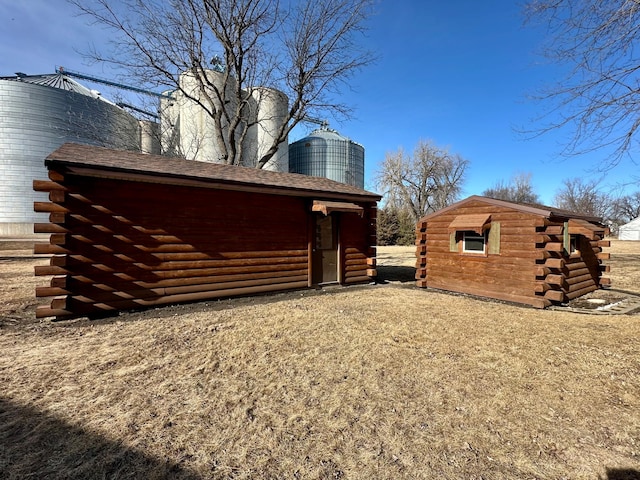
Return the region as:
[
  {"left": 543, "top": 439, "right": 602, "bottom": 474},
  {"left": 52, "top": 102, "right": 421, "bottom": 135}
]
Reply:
[
  {"left": 0, "top": 72, "right": 141, "bottom": 236},
  {"left": 288, "top": 126, "right": 365, "bottom": 188}
]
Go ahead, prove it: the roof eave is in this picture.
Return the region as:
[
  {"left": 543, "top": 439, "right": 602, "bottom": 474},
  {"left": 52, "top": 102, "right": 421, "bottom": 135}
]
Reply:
[
  {"left": 418, "top": 195, "right": 603, "bottom": 224},
  {"left": 46, "top": 159, "right": 382, "bottom": 203}
]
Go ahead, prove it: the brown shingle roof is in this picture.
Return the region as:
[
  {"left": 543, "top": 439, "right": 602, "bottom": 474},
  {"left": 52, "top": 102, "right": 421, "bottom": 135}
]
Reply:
[
  {"left": 46, "top": 143, "right": 381, "bottom": 202},
  {"left": 420, "top": 195, "right": 603, "bottom": 224}
]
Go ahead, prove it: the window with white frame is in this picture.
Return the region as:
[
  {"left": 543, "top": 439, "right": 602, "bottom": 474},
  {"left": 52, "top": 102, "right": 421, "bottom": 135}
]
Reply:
[{"left": 462, "top": 231, "right": 487, "bottom": 253}]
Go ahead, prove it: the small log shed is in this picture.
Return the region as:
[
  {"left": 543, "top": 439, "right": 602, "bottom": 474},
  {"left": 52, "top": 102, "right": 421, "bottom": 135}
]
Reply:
[
  {"left": 415, "top": 195, "right": 610, "bottom": 308},
  {"left": 34, "top": 143, "right": 381, "bottom": 320}
]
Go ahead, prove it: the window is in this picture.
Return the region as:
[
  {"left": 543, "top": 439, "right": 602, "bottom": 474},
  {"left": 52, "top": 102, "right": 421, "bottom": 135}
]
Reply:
[
  {"left": 462, "top": 231, "right": 486, "bottom": 253},
  {"left": 449, "top": 221, "right": 500, "bottom": 254},
  {"left": 569, "top": 234, "right": 579, "bottom": 254}
]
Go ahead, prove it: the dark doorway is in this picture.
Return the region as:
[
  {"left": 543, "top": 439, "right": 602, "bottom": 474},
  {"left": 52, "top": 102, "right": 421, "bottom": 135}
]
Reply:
[{"left": 312, "top": 214, "right": 338, "bottom": 284}]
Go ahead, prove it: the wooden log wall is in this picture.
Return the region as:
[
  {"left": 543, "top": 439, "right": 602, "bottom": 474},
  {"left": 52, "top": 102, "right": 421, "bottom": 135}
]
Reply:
[
  {"left": 341, "top": 205, "right": 377, "bottom": 284},
  {"left": 415, "top": 220, "right": 427, "bottom": 288},
  {"left": 416, "top": 199, "right": 610, "bottom": 308},
  {"left": 536, "top": 222, "right": 610, "bottom": 304},
  {"left": 415, "top": 200, "right": 549, "bottom": 308},
  {"left": 34, "top": 172, "right": 313, "bottom": 320}
]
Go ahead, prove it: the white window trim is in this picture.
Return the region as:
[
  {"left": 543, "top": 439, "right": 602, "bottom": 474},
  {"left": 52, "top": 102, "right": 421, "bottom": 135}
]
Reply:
[{"left": 462, "top": 231, "right": 487, "bottom": 254}]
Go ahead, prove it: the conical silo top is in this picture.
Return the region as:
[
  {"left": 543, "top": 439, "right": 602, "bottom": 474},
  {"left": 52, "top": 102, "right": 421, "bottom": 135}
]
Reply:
[{"left": 296, "top": 126, "right": 361, "bottom": 146}]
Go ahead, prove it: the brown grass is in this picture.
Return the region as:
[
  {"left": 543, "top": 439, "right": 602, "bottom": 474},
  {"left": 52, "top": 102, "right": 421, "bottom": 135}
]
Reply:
[{"left": 0, "top": 240, "right": 639, "bottom": 479}]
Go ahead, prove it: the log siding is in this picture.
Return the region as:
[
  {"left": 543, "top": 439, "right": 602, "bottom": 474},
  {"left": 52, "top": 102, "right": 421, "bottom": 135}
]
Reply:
[
  {"left": 416, "top": 196, "right": 609, "bottom": 308},
  {"left": 34, "top": 144, "right": 380, "bottom": 320}
]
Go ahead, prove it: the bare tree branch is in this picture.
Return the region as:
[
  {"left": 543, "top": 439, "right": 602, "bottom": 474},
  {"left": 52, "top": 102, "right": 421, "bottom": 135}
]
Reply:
[
  {"left": 69, "top": 0, "right": 375, "bottom": 168},
  {"left": 553, "top": 177, "right": 612, "bottom": 218},
  {"left": 483, "top": 173, "right": 541, "bottom": 204},
  {"left": 525, "top": 0, "right": 640, "bottom": 170},
  {"left": 375, "top": 140, "right": 468, "bottom": 221}
]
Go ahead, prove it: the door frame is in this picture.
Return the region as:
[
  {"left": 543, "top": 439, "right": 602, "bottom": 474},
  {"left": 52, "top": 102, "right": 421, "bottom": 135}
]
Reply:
[{"left": 309, "top": 212, "right": 341, "bottom": 285}]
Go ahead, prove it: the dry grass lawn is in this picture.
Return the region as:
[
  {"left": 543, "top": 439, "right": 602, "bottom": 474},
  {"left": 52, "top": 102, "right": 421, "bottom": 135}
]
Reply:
[{"left": 0, "top": 240, "right": 639, "bottom": 479}]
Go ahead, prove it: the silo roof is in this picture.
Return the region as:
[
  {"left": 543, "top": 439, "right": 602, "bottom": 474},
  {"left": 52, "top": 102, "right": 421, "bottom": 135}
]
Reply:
[
  {"left": 296, "top": 127, "right": 362, "bottom": 146},
  {"left": 1, "top": 72, "right": 112, "bottom": 102}
]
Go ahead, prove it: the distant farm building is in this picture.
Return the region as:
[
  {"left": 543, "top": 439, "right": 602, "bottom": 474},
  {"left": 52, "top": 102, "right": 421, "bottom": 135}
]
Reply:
[
  {"left": 34, "top": 143, "right": 380, "bottom": 320},
  {"left": 618, "top": 218, "right": 640, "bottom": 240},
  {"left": 415, "top": 196, "right": 610, "bottom": 308}
]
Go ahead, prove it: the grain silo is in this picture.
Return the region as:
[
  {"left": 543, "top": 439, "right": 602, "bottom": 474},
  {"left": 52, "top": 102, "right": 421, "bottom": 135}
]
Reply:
[
  {"left": 245, "top": 87, "right": 289, "bottom": 172},
  {"left": 160, "top": 69, "right": 289, "bottom": 171},
  {"left": 288, "top": 125, "right": 365, "bottom": 188},
  {"left": 0, "top": 72, "right": 141, "bottom": 236}
]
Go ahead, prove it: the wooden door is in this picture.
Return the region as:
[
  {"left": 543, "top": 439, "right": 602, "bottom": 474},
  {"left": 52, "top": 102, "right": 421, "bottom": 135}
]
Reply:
[{"left": 312, "top": 214, "right": 338, "bottom": 284}]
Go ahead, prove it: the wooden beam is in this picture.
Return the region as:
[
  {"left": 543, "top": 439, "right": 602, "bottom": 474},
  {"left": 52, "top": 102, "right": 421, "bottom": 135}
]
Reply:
[
  {"left": 36, "top": 287, "right": 70, "bottom": 297},
  {"left": 49, "top": 191, "right": 65, "bottom": 203},
  {"left": 34, "top": 265, "right": 67, "bottom": 276},
  {"left": 534, "top": 282, "right": 550, "bottom": 293},
  {"left": 49, "top": 212, "right": 66, "bottom": 224},
  {"left": 543, "top": 225, "right": 563, "bottom": 235},
  {"left": 544, "top": 242, "right": 564, "bottom": 252},
  {"left": 536, "top": 266, "right": 551, "bottom": 277},
  {"left": 34, "top": 202, "right": 69, "bottom": 213},
  {"left": 48, "top": 170, "right": 65, "bottom": 182},
  {"left": 33, "top": 180, "right": 68, "bottom": 192},
  {"left": 33, "top": 223, "right": 68, "bottom": 234},
  {"left": 34, "top": 243, "right": 67, "bottom": 255},
  {"left": 566, "top": 284, "right": 598, "bottom": 300},
  {"left": 544, "top": 258, "right": 564, "bottom": 269},
  {"left": 49, "top": 234, "right": 67, "bottom": 245},
  {"left": 545, "top": 274, "right": 564, "bottom": 286},
  {"left": 544, "top": 289, "right": 565, "bottom": 302}
]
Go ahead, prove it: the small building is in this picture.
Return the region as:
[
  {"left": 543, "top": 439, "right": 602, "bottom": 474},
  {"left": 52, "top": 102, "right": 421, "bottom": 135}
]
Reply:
[
  {"left": 415, "top": 196, "right": 610, "bottom": 308},
  {"left": 618, "top": 217, "right": 640, "bottom": 240},
  {"left": 34, "top": 143, "right": 380, "bottom": 320}
]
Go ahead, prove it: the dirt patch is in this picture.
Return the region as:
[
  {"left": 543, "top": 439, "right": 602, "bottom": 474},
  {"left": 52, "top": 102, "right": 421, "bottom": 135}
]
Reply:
[{"left": 567, "top": 290, "right": 629, "bottom": 310}]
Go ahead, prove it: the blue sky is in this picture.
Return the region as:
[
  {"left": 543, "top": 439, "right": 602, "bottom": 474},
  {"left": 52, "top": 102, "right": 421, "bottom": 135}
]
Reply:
[{"left": 1, "top": 0, "right": 637, "bottom": 204}]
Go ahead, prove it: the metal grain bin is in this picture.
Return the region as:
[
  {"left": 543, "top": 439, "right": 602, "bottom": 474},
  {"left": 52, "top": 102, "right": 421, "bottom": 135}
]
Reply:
[
  {"left": 288, "top": 126, "right": 365, "bottom": 188},
  {"left": 0, "top": 72, "right": 140, "bottom": 235}
]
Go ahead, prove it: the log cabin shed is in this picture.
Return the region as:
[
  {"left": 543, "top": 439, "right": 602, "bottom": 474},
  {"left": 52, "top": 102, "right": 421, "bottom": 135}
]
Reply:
[
  {"left": 33, "top": 143, "right": 380, "bottom": 320},
  {"left": 415, "top": 195, "right": 610, "bottom": 308}
]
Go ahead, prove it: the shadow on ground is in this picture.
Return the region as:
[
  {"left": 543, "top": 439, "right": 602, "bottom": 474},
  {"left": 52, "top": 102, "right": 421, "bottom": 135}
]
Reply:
[
  {"left": 605, "top": 469, "right": 640, "bottom": 480},
  {"left": 0, "top": 397, "right": 201, "bottom": 479},
  {"left": 376, "top": 265, "right": 416, "bottom": 284}
]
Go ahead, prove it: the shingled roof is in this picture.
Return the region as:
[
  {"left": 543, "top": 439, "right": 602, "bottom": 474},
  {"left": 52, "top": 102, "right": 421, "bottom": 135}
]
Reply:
[
  {"left": 420, "top": 195, "right": 604, "bottom": 224},
  {"left": 46, "top": 143, "right": 381, "bottom": 202}
]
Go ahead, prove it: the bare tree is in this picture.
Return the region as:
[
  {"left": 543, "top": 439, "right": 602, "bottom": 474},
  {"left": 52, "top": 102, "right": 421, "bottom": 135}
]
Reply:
[
  {"left": 553, "top": 177, "right": 612, "bottom": 218},
  {"left": 525, "top": 0, "right": 640, "bottom": 169},
  {"left": 376, "top": 140, "right": 468, "bottom": 221},
  {"left": 612, "top": 191, "right": 640, "bottom": 222},
  {"left": 70, "top": 0, "right": 375, "bottom": 167},
  {"left": 483, "top": 172, "right": 540, "bottom": 204}
]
